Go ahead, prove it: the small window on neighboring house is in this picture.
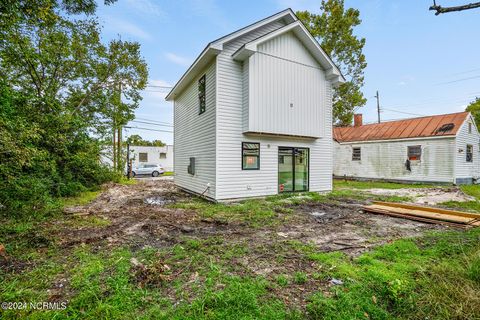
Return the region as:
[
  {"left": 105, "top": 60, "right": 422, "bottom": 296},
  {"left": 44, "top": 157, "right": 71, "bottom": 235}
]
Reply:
[
  {"left": 469, "top": 122, "right": 472, "bottom": 134},
  {"left": 352, "top": 147, "right": 361, "bottom": 161},
  {"left": 160, "top": 152, "right": 167, "bottom": 159},
  {"left": 466, "top": 144, "right": 473, "bottom": 162},
  {"left": 198, "top": 74, "right": 206, "bottom": 114},
  {"left": 242, "top": 142, "right": 260, "bottom": 170},
  {"left": 139, "top": 153, "right": 148, "bottom": 162},
  {"left": 408, "top": 145, "right": 422, "bottom": 161}
]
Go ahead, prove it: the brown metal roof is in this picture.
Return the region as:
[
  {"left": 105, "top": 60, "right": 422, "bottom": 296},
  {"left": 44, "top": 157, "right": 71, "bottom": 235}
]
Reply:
[{"left": 334, "top": 112, "right": 470, "bottom": 143}]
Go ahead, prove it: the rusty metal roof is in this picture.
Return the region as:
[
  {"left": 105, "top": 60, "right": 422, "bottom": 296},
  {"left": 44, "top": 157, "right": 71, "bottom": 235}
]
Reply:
[{"left": 334, "top": 112, "right": 470, "bottom": 143}]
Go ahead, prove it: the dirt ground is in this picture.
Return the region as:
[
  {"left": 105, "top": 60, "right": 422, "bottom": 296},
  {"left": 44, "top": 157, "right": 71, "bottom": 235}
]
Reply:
[
  {"left": 57, "top": 179, "right": 448, "bottom": 307},
  {"left": 60, "top": 179, "right": 444, "bottom": 253},
  {"left": 365, "top": 187, "right": 475, "bottom": 205}
]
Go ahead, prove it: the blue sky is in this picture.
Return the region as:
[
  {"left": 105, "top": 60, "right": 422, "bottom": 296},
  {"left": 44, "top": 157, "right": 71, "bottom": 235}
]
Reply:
[{"left": 96, "top": 0, "right": 480, "bottom": 144}]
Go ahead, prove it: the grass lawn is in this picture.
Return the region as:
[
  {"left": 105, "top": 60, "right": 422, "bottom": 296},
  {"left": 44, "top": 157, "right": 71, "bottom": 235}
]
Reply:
[
  {"left": 1, "top": 181, "right": 479, "bottom": 319},
  {"left": 440, "top": 184, "right": 480, "bottom": 212},
  {"left": 334, "top": 179, "right": 438, "bottom": 190}
]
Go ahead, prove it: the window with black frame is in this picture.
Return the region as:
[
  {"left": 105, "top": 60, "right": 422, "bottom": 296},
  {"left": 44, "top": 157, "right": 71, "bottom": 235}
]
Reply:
[
  {"left": 198, "top": 74, "right": 206, "bottom": 114},
  {"left": 242, "top": 142, "right": 260, "bottom": 170},
  {"left": 352, "top": 147, "right": 361, "bottom": 161},
  {"left": 466, "top": 144, "right": 473, "bottom": 162}
]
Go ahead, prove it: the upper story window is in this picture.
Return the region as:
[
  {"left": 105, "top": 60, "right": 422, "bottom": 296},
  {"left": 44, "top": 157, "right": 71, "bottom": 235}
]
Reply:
[
  {"left": 242, "top": 142, "right": 260, "bottom": 170},
  {"left": 139, "top": 153, "right": 148, "bottom": 162},
  {"left": 468, "top": 122, "right": 472, "bottom": 134},
  {"left": 408, "top": 145, "right": 422, "bottom": 161},
  {"left": 160, "top": 152, "right": 167, "bottom": 159},
  {"left": 466, "top": 144, "right": 473, "bottom": 162},
  {"left": 352, "top": 147, "right": 361, "bottom": 161},
  {"left": 198, "top": 74, "right": 206, "bottom": 115}
]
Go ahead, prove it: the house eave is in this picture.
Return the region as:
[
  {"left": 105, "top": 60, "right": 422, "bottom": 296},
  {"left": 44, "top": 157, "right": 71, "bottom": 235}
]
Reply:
[
  {"left": 165, "top": 46, "right": 220, "bottom": 101},
  {"left": 231, "top": 20, "right": 345, "bottom": 86},
  {"left": 335, "top": 135, "right": 457, "bottom": 145},
  {"left": 165, "top": 8, "right": 298, "bottom": 101}
]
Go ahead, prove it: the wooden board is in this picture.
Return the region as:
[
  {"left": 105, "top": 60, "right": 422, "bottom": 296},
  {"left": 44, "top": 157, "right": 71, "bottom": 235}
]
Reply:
[{"left": 363, "top": 202, "right": 480, "bottom": 227}]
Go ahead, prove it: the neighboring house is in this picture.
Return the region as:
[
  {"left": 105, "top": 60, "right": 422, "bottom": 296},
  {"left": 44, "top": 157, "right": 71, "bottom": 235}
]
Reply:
[
  {"left": 129, "top": 145, "right": 174, "bottom": 172},
  {"left": 165, "top": 9, "right": 344, "bottom": 201},
  {"left": 333, "top": 112, "right": 480, "bottom": 184}
]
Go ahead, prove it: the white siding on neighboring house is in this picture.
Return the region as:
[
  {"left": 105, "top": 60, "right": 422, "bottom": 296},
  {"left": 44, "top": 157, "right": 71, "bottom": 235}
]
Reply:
[
  {"left": 246, "top": 31, "right": 326, "bottom": 138},
  {"left": 130, "top": 145, "right": 174, "bottom": 171},
  {"left": 454, "top": 116, "right": 480, "bottom": 183},
  {"left": 334, "top": 138, "right": 456, "bottom": 183},
  {"left": 215, "top": 22, "right": 333, "bottom": 200},
  {"left": 174, "top": 61, "right": 217, "bottom": 198}
]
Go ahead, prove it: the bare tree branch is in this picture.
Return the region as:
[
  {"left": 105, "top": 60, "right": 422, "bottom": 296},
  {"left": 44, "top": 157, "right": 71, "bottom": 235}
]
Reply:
[{"left": 430, "top": 1, "right": 480, "bottom": 15}]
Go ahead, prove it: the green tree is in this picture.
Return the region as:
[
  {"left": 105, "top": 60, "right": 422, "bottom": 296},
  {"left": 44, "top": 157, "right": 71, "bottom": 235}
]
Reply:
[
  {"left": 126, "top": 135, "right": 165, "bottom": 147},
  {"left": 297, "top": 0, "right": 367, "bottom": 125},
  {"left": 466, "top": 97, "right": 480, "bottom": 129},
  {"left": 0, "top": 0, "right": 148, "bottom": 215}
]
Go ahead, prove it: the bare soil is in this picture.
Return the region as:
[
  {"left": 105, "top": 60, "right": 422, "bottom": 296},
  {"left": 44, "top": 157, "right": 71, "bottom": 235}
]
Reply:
[
  {"left": 56, "top": 179, "right": 447, "bottom": 307},
  {"left": 366, "top": 187, "right": 475, "bottom": 205}
]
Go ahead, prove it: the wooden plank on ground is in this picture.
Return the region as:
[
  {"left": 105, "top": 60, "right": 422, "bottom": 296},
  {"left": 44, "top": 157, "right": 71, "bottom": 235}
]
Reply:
[
  {"left": 363, "top": 202, "right": 480, "bottom": 227},
  {"left": 373, "top": 201, "right": 480, "bottom": 219}
]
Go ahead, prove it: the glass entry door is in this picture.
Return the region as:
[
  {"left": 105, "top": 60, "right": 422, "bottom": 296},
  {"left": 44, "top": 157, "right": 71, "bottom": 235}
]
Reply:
[{"left": 278, "top": 147, "right": 309, "bottom": 193}]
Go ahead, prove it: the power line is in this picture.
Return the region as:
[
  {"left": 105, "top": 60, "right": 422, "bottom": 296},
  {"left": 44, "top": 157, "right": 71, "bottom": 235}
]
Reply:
[
  {"left": 436, "top": 74, "right": 480, "bottom": 85},
  {"left": 381, "top": 108, "right": 426, "bottom": 117},
  {"left": 130, "top": 119, "right": 174, "bottom": 127},
  {"left": 124, "top": 126, "right": 173, "bottom": 133},
  {"left": 146, "top": 85, "right": 173, "bottom": 88},
  {"left": 135, "top": 117, "right": 173, "bottom": 125}
]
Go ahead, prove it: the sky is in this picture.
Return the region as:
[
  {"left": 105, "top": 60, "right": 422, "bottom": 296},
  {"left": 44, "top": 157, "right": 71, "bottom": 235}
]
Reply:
[{"left": 95, "top": 0, "right": 480, "bottom": 144}]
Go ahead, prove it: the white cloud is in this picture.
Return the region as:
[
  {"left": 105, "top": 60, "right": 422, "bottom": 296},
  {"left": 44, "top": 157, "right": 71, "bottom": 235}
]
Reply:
[
  {"left": 164, "top": 52, "right": 192, "bottom": 67},
  {"left": 104, "top": 16, "right": 152, "bottom": 41},
  {"left": 125, "top": 0, "right": 166, "bottom": 18}
]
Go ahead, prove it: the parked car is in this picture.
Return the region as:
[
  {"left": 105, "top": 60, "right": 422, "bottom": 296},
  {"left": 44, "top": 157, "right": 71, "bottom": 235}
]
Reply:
[{"left": 130, "top": 164, "right": 164, "bottom": 177}]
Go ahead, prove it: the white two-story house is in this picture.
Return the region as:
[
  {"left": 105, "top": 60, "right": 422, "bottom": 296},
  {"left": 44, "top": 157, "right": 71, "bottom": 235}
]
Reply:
[{"left": 165, "top": 9, "right": 344, "bottom": 201}]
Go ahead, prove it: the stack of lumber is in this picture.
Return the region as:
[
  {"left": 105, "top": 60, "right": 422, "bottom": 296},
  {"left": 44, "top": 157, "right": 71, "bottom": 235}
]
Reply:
[{"left": 363, "top": 201, "right": 480, "bottom": 228}]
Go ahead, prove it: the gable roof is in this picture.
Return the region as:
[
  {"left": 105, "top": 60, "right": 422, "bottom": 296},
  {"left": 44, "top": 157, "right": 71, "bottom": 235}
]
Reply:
[
  {"left": 232, "top": 20, "right": 343, "bottom": 83},
  {"left": 333, "top": 112, "right": 471, "bottom": 143},
  {"left": 165, "top": 8, "right": 343, "bottom": 101}
]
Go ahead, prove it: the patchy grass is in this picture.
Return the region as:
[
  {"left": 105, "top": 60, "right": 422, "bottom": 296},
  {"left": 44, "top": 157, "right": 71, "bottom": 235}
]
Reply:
[
  {"left": 170, "top": 189, "right": 410, "bottom": 227},
  {"left": 460, "top": 184, "right": 480, "bottom": 200},
  {"left": 118, "top": 176, "right": 138, "bottom": 185},
  {"left": 2, "top": 228, "right": 479, "bottom": 319},
  {"left": 61, "top": 190, "right": 101, "bottom": 207},
  {"left": 2, "top": 181, "right": 480, "bottom": 319},
  {"left": 334, "top": 179, "right": 437, "bottom": 190},
  {"left": 441, "top": 184, "right": 480, "bottom": 213},
  {"left": 162, "top": 171, "right": 174, "bottom": 176}
]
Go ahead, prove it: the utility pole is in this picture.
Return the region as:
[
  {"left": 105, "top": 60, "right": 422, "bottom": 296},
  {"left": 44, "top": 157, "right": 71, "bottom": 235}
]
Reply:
[
  {"left": 375, "top": 90, "right": 381, "bottom": 123},
  {"left": 126, "top": 142, "right": 130, "bottom": 179},
  {"left": 117, "top": 82, "right": 122, "bottom": 172},
  {"left": 112, "top": 121, "right": 116, "bottom": 170}
]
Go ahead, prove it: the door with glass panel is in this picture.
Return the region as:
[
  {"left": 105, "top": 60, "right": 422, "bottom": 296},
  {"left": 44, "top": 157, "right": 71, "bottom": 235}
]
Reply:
[{"left": 278, "top": 147, "right": 309, "bottom": 193}]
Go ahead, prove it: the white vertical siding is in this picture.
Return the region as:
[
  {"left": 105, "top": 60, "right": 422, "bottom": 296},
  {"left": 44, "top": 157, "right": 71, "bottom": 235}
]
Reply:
[
  {"left": 333, "top": 138, "right": 456, "bottom": 183},
  {"left": 247, "top": 31, "right": 326, "bottom": 138},
  {"left": 242, "top": 59, "right": 249, "bottom": 132},
  {"left": 215, "top": 21, "right": 333, "bottom": 200},
  {"left": 454, "top": 116, "right": 480, "bottom": 182},
  {"left": 174, "top": 60, "right": 217, "bottom": 198}
]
